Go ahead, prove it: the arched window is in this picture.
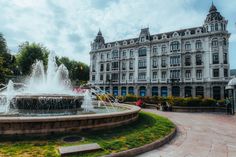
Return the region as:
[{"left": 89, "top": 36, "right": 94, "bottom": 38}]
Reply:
[
  {"left": 172, "top": 86, "right": 180, "bottom": 97},
  {"left": 139, "top": 86, "right": 146, "bottom": 96},
  {"left": 121, "top": 87, "right": 127, "bottom": 96},
  {"left": 152, "top": 87, "right": 158, "bottom": 96},
  {"left": 185, "top": 86, "right": 192, "bottom": 97},
  {"left": 185, "top": 42, "right": 191, "bottom": 51},
  {"left": 213, "top": 86, "right": 221, "bottom": 100},
  {"left": 196, "top": 86, "right": 204, "bottom": 98},
  {"left": 113, "top": 87, "right": 118, "bottom": 96},
  {"left": 195, "top": 40, "right": 202, "bottom": 49},
  {"left": 161, "top": 86, "right": 168, "bottom": 97},
  {"left": 138, "top": 47, "right": 147, "bottom": 57},
  {"left": 170, "top": 41, "right": 180, "bottom": 51},
  {"left": 212, "top": 38, "right": 218, "bottom": 47},
  {"left": 128, "top": 87, "right": 134, "bottom": 95}
]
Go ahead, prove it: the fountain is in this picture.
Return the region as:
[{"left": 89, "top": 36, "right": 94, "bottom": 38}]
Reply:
[{"left": 0, "top": 53, "right": 140, "bottom": 135}]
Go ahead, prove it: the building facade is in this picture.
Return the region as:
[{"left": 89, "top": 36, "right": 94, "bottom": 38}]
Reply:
[{"left": 89, "top": 4, "right": 230, "bottom": 100}]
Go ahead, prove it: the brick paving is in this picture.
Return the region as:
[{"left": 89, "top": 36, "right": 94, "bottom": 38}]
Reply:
[{"left": 138, "top": 109, "right": 236, "bottom": 157}]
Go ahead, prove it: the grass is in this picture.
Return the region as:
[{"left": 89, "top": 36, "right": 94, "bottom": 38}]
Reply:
[{"left": 0, "top": 112, "right": 175, "bottom": 157}]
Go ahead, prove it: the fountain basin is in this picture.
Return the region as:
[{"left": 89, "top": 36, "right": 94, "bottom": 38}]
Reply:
[
  {"left": 0, "top": 104, "right": 140, "bottom": 135},
  {"left": 9, "top": 94, "right": 83, "bottom": 110}
]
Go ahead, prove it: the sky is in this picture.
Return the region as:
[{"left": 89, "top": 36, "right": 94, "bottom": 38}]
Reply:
[{"left": 0, "top": 0, "right": 236, "bottom": 68}]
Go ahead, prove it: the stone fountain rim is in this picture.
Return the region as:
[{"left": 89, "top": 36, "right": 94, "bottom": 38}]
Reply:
[{"left": 0, "top": 104, "right": 141, "bottom": 123}]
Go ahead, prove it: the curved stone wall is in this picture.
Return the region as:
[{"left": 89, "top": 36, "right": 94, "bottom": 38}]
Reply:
[{"left": 0, "top": 104, "right": 140, "bottom": 135}]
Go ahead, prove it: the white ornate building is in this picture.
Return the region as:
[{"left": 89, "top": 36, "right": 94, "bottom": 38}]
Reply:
[{"left": 89, "top": 3, "right": 230, "bottom": 100}]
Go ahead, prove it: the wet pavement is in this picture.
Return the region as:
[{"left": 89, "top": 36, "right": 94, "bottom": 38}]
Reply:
[{"left": 138, "top": 109, "right": 236, "bottom": 157}]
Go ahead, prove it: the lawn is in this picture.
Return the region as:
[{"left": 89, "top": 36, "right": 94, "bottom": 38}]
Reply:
[{"left": 0, "top": 111, "right": 175, "bottom": 157}]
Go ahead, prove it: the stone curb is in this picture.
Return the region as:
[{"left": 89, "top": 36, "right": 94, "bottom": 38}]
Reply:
[{"left": 103, "top": 125, "right": 177, "bottom": 157}]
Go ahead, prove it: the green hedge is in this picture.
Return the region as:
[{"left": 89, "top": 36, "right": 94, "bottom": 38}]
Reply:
[{"left": 114, "top": 95, "right": 224, "bottom": 107}]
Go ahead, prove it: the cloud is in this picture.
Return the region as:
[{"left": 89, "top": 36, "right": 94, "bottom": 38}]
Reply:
[{"left": 0, "top": 0, "right": 235, "bottom": 68}]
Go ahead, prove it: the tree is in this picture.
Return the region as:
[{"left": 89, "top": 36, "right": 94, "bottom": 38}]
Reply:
[
  {"left": 16, "top": 42, "right": 49, "bottom": 75},
  {"left": 0, "top": 33, "right": 7, "bottom": 54}
]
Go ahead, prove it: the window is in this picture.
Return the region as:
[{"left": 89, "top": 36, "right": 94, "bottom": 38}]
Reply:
[
  {"left": 196, "top": 86, "right": 204, "bottom": 98},
  {"left": 111, "top": 73, "right": 119, "bottom": 81},
  {"left": 213, "top": 69, "right": 219, "bottom": 77},
  {"left": 100, "top": 64, "right": 104, "bottom": 71},
  {"left": 185, "top": 86, "right": 192, "bottom": 97},
  {"left": 196, "top": 54, "right": 202, "bottom": 65},
  {"left": 196, "top": 70, "right": 202, "bottom": 79},
  {"left": 211, "top": 24, "right": 214, "bottom": 31},
  {"left": 185, "top": 55, "right": 191, "bottom": 66},
  {"left": 129, "top": 60, "right": 134, "bottom": 70},
  {"left": 152, "top": 87, "right": 158, "bottom": 96},
  {"left": 153, "top": 46, "right": 157, "bottom": 54},
  {"left": 161, "top": 86, "right": 168, "bottom": 97},
  {"left": 138, "top": 59, "right": 146, "bottom": 69},
  {"left": 213, "top": 86, "right": 221, "bottom": 100},
  {"left": 172, "top": 86, "right": 180, "bottom": 97},
  {"left": 121, "top": 87, "right": 126, "bottom": 96},
  {"left": 153, "top": 58, "right": 158, "bottom": 68},
  {"left": 112, "top": 62, "right": 119, "bottom": 70},
  {"left": 213, "top": 53, "right": 219, "bottom": 64},
  {"left": 185, "top": 70, "right": 191, "bottom": 79},
  {"left": 122, "top": 73, "right": 126, "bottom": 81},
  {"left": 128, "top": 87, "right": 134, "bottom": 95},
  {"left": 170, "top": 70, "right": 180, "bottom": 79},
  {"left": 122, "top": 50, "right": 126, "bottom": 58},
  {"left": 139, "top": 86, "right": 146, "bottom": 96},
  {"left": 106, "top": 74, "right": 110, "bottom": 82},
  {"left": 92, "top": 64, "right": 96, "bottom": 72},
  {"left": 113, "top": 86, "right": 118, "bottom": 96},
  {"left": 122, "top": 62, "right": 126, "bottom": 70},
  {"left": 195, "top": 40, "right": 202, "bottom": 49},
  {"left": 224, "top": 69, "right": 228, "bottom": 77},
  {"left": 140, "top": 36, "right": 145, "bottom": 42},
  {"left": 130, "top": 49, "right": 134, "bottom": 57},
  {"left": 185, "top": 42, "right": 191, "bottom": 51},
  {"left": 215, "top": 23, "right": 218, "bottom": 31},
  {"left": 170, "top": 41, "right": 180, "bottom": 51},
  {"left": 161, "top": 58, "right": 166, "bottom": 67},
  {"left": 92, "top": 75, "right": 95, "bottom": 81},
  {"left": 161, "top": 45, "right": 166, "bottom": 53},
  {"left": 153, "top": 72, "right": 158, "bottom": 80},
  {"left": 223, "top": 53, "right": 227, "bottom": 64},
  {"left": 170, "top": 56, "right": 180, "bottom": 66},
  {"left": 100, "top": 74, "right": 103, "bottom": 81},
  {"left": 100, "top": 53, "right": 104, "bottom": 60},
  {"left": 212, "top": 39, "right": 218, "bottom": 47},
  {"left": 112, "top": 50, "right": 118, "bottom": 59},
  {"left": 223, "top": 38, "right": 227, "bottom": 46},
  {"left": 106, "top": 63, "right": 110, "bottom": 71},
  {"left": 107, "top": 53, "right": 110, "bottom": 59},
  {"left": 138, "top": 47, "right": 147, "bottom": 57},
  {"left": 161, "top": 71, "right": 166, "bottom": 80},
  {"left": 138, "top": 72, "right": 146, "bottom": 80},
  {"left": 129, "top": 73, "right": 133, "bottom": 81}
]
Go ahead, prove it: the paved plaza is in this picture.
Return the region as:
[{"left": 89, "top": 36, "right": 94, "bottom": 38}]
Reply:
[{"left": 139, "top": 109, "right": 236, "bottom": 157}]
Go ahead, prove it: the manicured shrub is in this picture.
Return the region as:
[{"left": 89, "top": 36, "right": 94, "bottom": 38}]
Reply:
[
  {"left": 125, "top": 94, "right": 139, "bottom": 102},
  {"left": 201, "top": 98, "right": 217, "bottom": 107},
  {"left": 186, "top": 97, "right": 202, "bottom": 107}
]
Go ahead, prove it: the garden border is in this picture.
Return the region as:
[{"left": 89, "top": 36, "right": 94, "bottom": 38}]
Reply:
[{"left": 103, "top": 125, "right": 177, "bottom": 157}]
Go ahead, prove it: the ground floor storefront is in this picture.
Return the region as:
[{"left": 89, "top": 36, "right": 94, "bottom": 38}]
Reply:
[{"left": 97, "top": 82, "right": 227, "bottom": 100}]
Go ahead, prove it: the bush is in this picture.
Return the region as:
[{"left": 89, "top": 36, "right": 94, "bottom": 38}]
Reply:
[
  {"left": 201, "top": 98, "right": 217, "bottom": 107},
  {"left": 125, "top": 94, "right": 139, "bottom": 102},
  {"left": 186, "top": 97, "right": 202, "bottom": 107}
]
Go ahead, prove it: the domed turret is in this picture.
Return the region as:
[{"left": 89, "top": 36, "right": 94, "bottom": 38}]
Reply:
[
  {"left": 91, "top": 29, "right": 105, "bottom": 50},
  {"left": 204, "top": 2, "right": 227, "bottom": 32}
]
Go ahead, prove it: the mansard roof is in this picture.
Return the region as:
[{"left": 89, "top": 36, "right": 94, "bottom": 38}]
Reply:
[{"left": 104, "top": 26, "right": 204, "bottom": 48}]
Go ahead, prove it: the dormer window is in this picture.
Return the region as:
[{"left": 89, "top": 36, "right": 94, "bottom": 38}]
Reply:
[
  {"left": 162, "top": 34, "right": 167, "bottom": 39},
  {"left": 196, "top": 28, "right": 201, "bottom": 34},
  {"left": 130, "top": 40, "right": 134, "bottom": 44},
  {"left": 173, "top": 32, "right": 179, "bottom": 37},
  {"left": 108, "top": 44, "right": 111, "bottom": 48},
  {"left": 123, "top": 41, "right": 127, "bottom": 45},
  {"left": 185, "top": 30, "right": 190, "bottom": 36},
  {"left": 153, "top": 36, "right": 158, "bottom": 40},
  {"left": 140, "top": 36, "right": 145, "bottom": 42},
  {"left": 115, "top": 42, "right": 119, "bottom": 46}
]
